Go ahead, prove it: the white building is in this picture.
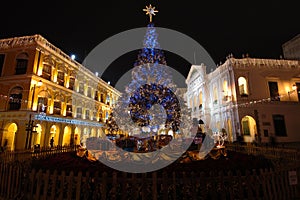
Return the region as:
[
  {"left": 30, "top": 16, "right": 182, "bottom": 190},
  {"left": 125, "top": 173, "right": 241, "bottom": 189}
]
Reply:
[
  {"left": 282, "top": 34, "right": 300, "bottom": 60},
  {"left": 186, "top": 57, "right": 300, "bottom": 143}
]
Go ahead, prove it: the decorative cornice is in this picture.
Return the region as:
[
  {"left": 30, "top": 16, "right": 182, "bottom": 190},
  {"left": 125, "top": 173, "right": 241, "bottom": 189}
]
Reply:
[{"left": 229, "top": 58, "right": 300, "bottom": 70}]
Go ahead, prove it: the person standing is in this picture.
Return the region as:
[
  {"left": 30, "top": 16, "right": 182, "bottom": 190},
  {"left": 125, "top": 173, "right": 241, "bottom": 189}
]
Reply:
[{"left": 50, "top": 137, "right": 54, "bottom": 148}]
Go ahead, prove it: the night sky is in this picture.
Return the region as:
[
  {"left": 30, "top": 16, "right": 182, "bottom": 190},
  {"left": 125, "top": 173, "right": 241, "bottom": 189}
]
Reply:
[{"left": 1, "top": 0, "right": 299, "bottom": 86}]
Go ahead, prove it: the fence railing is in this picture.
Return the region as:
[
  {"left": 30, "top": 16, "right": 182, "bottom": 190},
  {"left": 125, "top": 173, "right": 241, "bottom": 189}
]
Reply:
[
  {"left": 0, "top": 145, "right": 76, "bottom": 163},
  {"left": 226, "top": 143, "right": 300, "bottom": 162},
  {"left": 0, "top": 161, "right": 299, "bottom": 200}
]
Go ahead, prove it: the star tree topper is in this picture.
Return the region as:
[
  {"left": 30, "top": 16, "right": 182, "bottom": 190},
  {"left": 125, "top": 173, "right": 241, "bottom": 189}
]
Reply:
[{"left": 143, "top": 4, "right": 158, "bottom": 23}]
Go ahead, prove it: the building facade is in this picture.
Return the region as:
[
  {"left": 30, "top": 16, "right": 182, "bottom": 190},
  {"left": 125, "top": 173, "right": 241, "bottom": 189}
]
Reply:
[
  {"left": 0, "top": 35, "right": 121, "bottom": 151},
  {"left": 282, "top": 34, "right": 300, "bottom": 60},
  {"left": 186, "top": 57, "right": 300, "bottom": 143}
]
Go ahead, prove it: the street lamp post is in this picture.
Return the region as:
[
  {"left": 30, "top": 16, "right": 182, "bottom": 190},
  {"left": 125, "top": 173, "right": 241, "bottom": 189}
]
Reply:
[
  {"left": 25, "top": 80, "right": 42, "bottom": 149},
  {"left": 25, "top": 114, "right": 38, "bottom": 150}
]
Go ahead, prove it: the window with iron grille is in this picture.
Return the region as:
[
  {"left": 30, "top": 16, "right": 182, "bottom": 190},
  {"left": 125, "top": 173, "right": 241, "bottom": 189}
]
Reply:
[
  {"left": 57, "top": 71, "right": 64, "bottom": 86},
  {"left": 15, "top": 59, "right": 28, "bottom": 74},
  {"left": 69, "top": 77, "right": 75, "bottom": 90},
  {"left": 66, "top": 104, "right": 72, "bottom": 117},
  {"left": 38, "top": 97, "right": 48, "bottom": 113},
  {"left": 9, "top": 93, "right": 22, "bottom": 110},
  {"left": 53, "top": 101, "right": 61, "bottom": 115},
  {"left": 85, "top": 110, "right": 90, "bottom": 120},
  {"left": 76, "top": 107, "right": 82, "bottom": 119},
  {"left": 42, "top": 64, "right": 51, "bottom": 80}
]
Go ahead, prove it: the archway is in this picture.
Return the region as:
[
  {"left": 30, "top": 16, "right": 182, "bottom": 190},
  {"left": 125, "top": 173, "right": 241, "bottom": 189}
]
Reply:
[
  {"left": 62, "top": 126, "right": 71, "bottom": 146},
  {"left": 49, "top": 125, "right": 59, "bottom": 147},
  {"left": 2, "top": 123, "right": 18, "bottom": 151},
  {"left": 81, "top": 127, "right": 90, "bottom": 147},
  {"left": 74, "top": 127, "right": 81, "bottom": 145},
  {"left": 31, "top": 124, "right": 42, "bottom": 147},
  {"left": 98, "top": 127, "right": 106, "bottom": 138},
  {"left": 91, "top": 128, "right": 96, "bottom": 137},
  {"left": 227, "top": 119, "right": 233, "bottom": 142},
  {"left": 241, "top": 116, "right": 257, "bottom": 142}
]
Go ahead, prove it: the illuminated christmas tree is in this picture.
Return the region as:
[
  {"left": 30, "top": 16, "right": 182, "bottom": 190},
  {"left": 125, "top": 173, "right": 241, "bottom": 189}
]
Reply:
[{"left": 111, "top": 5, "right": 190, "bottom": 139}]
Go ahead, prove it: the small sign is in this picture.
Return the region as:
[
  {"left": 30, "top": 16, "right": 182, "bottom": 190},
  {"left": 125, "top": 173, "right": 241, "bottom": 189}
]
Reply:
[{"left": 288, "top": 171, "right": 298, "bottom": 185}]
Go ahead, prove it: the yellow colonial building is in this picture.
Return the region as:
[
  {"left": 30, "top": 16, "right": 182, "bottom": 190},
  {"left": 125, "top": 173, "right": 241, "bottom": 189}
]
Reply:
[{"left": 0, "top": 34, "right": 121, "bottom": 150}]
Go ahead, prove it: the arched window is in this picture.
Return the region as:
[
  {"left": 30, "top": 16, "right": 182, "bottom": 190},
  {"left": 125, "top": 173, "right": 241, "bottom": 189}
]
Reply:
[
  {"left": 53, "top": 94, "right": 64, "bottom": 115},
  {"left": 37, "top": 90, "right": 51, "bottom": 114},
  {"left": 8, "top": 86, "right": 23, "bottom": 110},
  {"left": 57, "top": 64, "right": 66, "bottom": 87},
  {"left": 15, "top": 53, "right": 28, "bottom": 75},
  {"left": 85, "top": 109, "right": 90, "bottom": 120},
  {"left": 42, "top": 57, "right": 54, "bottom": 81},
  {"left": 238, "top": 77, "right": 248, "bottom": 97},
  {"left": 87, "top": 87, "right": 92, "bottom": 98},
  {"left": 68, "top": 71, "right": 76, "bottom": 90},
  {"left": 79, "top": 82, "right": 84, "bottom": 94},
  {"left": 66, "top": 98, "right": 73, "bottom": 117},
  {"left": 76, "top": 107, "right": 82, "bottom": 119}
]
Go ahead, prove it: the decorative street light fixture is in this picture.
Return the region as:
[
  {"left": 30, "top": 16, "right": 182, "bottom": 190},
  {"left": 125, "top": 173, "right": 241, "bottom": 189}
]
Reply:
[
  {"left": 25, "top": 114, "right": 38, "bottom": 149},
  {"left": 288, "top": 84, "right": 297, "bottom": 101}
]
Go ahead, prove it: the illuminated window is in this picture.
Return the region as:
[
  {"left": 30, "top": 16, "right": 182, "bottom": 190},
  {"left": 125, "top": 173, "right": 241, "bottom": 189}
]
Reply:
[
  {"left": 106, "top": 95, "right": 110, "bottom": 105},
  {"left": 53, "top": 101, "right": 61, "bottom": 115},
  {"left": 194, "top": 95, "right": 197, "bottom": 110},
  {"left": 199, "top": 91, "right": 203, "bottom": 109},
  {"left": 85, "top": 110, "right": 90, "bottom": 120},
  {"left": 42, "top": 64, "right": 51, "bottom": 80},
  {"left": 69, "top": 77, "right": 75, "bottom": 90},
  {"left": 38, "top": 97, "right": 48, "bottom": 113},
  {"left": 94, "top": 91, "right": 99, "bottom": 101},
  {"left": 238, "top": 77, "right": 248, "bottom": 97},
  {"left": 53, "top": 95, "right": 64, "bottom": 115},
  {"left": 93, "top": 111, "right": 97, "bottom": 121},
  {"left": 15, "top": 53, "right": 28, "bottom": 75},
  {"left": 87, "top": 87, "right": 92, "bottom": 98},
  {"left": 189, "top": 97, "right": 193, "bottom": 109},
  {"left": 268, "top": 81, "right": 280, "bottom": 101},
  {"left": 76, "top": 107, "right": 82, "bottom": 119},
  {"left": 99, "top": 110, "right": 103, "bottom": 122},
  {"left": 242, "top": 117, "right": 250, "bottom": 135},
  {"left": 66, "top": 99, "right": 72, "bottom": 117},
  {"left": 100, "top": 93, "right": 104, "bottom": 103},
  {"left": 66, "top": 104, "right": 72, "bottom": 117},
  {"left": 223, "top": 80, "right": 228, "bottom": 92},
  {"left": 213, "top": 86, "right": 218, "bottom": 104},
  {"left": 42, "top": 57, "right": 54, "bottom": 81},
  {"left": 57, "top": 71, "right": 65, "bottom": 86},
  {"left": 79, "top": 83, "right": 84, "bottom": 94}
]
